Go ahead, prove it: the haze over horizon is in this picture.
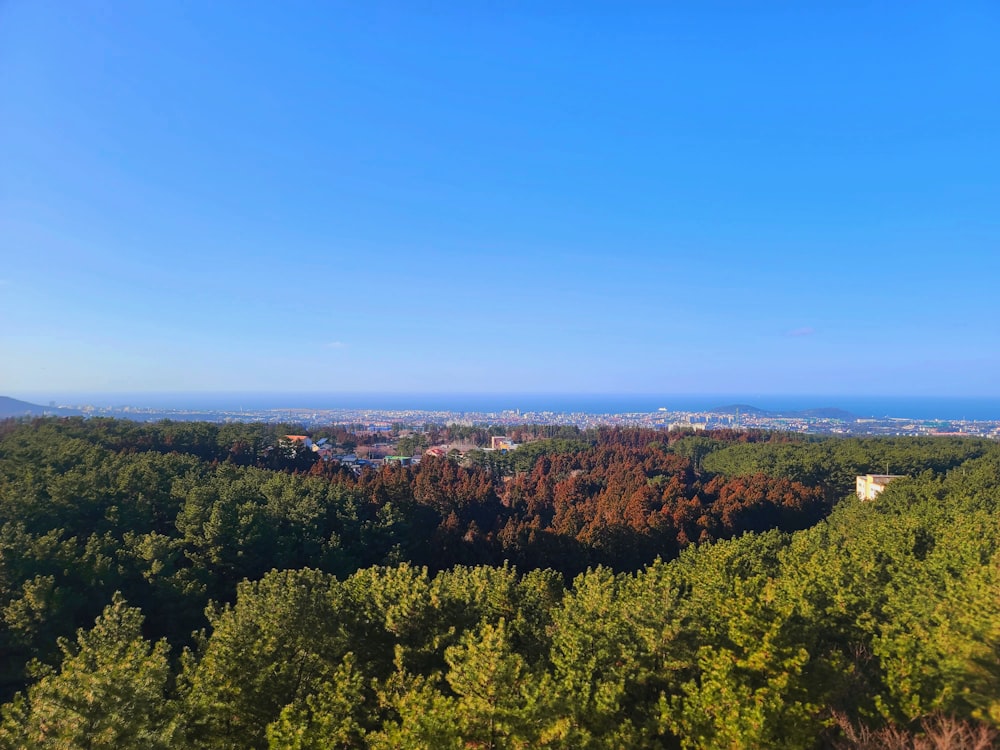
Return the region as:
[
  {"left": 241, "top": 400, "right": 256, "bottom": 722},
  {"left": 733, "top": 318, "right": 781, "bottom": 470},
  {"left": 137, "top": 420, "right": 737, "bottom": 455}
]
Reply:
[{"left": 3, "top": 2, "right": 999, "bottom": 396}]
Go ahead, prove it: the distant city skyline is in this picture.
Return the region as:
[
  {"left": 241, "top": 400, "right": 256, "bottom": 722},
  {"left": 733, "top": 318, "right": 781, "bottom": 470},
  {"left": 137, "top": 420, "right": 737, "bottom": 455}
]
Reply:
[
  {"left": 8, "top": 391, "right": 1000, "bottom": 423},
  {"left": 5, "top": 391, "right": 1000, "bottom": 437},
  {"left": 3, "top": 3, "right": 999, "bottom": 396}
]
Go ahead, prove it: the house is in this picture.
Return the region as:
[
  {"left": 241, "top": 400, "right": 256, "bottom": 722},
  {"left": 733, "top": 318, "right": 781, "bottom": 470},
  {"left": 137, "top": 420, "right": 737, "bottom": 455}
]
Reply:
[
  {"left": 490, "top": 436, "right": 518, "bottom": 452},
  {"left": 383, "top": 455, "right": 412, "bottom": 467},
  {"left": 856, "top": 474, "right": 905, "bottom": 501}
]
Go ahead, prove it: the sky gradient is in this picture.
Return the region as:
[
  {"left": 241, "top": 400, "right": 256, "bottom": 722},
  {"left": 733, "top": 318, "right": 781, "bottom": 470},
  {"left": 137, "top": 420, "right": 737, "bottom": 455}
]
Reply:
[{"left": 2, "top": 2, "right": 999, "bottom": 398}]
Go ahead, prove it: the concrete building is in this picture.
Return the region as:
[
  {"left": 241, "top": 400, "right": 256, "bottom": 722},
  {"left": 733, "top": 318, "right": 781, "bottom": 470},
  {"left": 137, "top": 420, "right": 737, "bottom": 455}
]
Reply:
[
  {"left": 856, "top": 474, "right": 905, "bottom": 501},
  {"left": 490, "top": 436, "right": 517, "bottom": 452}
]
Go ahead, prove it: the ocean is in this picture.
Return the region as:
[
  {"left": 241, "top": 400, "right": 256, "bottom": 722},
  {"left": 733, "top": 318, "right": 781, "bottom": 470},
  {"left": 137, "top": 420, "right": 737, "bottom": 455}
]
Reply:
[{"left": 29, "top": 392, "right": 1000, "bottom": 422}]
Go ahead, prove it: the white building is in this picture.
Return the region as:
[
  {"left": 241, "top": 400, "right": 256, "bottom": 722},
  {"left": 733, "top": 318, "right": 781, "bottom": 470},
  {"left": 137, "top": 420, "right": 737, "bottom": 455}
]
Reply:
[{"left": 856, "top": 474, "right": 904, "bottom": 501}]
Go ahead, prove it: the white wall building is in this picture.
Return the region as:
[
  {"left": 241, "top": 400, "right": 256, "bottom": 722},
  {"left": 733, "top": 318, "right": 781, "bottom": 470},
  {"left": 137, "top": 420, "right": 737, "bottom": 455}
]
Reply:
[{"left": 856, "top": 474, "right": 904, "bottom": 501}]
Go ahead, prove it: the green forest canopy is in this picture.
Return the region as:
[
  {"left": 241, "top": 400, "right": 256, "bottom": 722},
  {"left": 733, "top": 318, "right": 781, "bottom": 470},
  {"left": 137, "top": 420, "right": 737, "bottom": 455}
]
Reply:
[{"left": 0, "top": 417, "right": 996, "bottom": 748}]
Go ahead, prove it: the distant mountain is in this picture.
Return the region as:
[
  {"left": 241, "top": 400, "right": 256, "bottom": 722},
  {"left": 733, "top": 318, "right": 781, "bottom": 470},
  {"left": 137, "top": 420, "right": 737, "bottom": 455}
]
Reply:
[
  {"left": 708, "top": 404, "right": 856, "bottom": 421},
  {"left": 0, "top": 397, "right": 78, "bottom": 418}
]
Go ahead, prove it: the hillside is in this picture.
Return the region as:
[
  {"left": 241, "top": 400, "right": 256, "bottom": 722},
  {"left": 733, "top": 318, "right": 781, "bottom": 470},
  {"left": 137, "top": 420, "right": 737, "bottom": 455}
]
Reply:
[
  {"left": 0, "top": 396, "right": 53, "bottom": 418},
  {"left": 0, "top": 396, "right": 81, "bottom": 419}
]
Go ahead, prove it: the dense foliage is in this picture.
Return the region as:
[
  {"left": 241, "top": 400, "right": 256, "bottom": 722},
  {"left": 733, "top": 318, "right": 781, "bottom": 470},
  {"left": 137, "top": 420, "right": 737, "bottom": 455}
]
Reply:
[{"left": 0, "top": 417, "right": 996, "bottom": 748}]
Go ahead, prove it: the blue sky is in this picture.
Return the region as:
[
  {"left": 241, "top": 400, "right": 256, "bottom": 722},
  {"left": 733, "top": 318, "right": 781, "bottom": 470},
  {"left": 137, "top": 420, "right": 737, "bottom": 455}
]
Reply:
[{"left": 2, "top": 2, "right": 999, "bottom": 398}]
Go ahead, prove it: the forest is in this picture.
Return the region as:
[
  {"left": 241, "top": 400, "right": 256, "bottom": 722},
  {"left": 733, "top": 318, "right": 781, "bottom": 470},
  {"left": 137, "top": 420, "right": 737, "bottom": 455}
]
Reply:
[{"left": 0, "top": 416, "right": 996, "bottom": 748}]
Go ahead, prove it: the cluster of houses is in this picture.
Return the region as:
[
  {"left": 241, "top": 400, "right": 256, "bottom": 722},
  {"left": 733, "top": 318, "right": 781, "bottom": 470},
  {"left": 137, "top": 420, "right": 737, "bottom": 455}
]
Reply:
[
  {"left": 281, "top": 435, "right": 378, "bottom": 473},
  {"left": 281, "top": 433, "right": 521, "bottom": 474}
]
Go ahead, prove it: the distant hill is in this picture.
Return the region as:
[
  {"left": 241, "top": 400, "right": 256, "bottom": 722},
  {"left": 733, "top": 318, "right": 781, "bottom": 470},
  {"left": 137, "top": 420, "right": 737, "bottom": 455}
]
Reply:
[
  {"left": 709, "top": 404, "right": 856, "bottom": 421},
  {"left": 0, "top": 397, "right": 78, "bottom": 418}
]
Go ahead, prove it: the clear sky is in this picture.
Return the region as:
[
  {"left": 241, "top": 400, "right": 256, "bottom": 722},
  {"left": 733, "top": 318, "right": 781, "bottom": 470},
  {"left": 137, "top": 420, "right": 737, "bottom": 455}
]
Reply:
[{"left": 2, "top": 2, "right": 999, "bottom": 398}]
